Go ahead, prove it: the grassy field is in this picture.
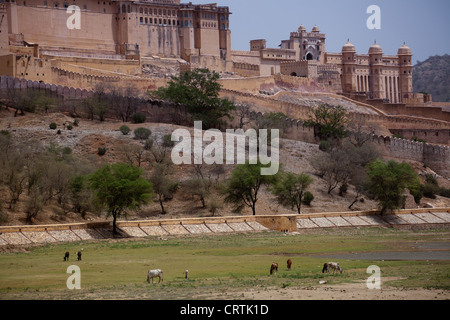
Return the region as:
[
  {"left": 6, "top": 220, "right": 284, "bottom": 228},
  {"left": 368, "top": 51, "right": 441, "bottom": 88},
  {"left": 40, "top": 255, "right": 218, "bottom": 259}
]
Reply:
[{"left": 0, "top": 227, "right": 449, "bottom": 300}]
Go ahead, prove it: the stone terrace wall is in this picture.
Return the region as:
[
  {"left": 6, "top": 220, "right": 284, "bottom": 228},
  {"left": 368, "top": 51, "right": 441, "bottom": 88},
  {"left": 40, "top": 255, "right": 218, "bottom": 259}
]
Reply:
[{"left": 1, "top": 209, "right": 449, "bottom": 246}]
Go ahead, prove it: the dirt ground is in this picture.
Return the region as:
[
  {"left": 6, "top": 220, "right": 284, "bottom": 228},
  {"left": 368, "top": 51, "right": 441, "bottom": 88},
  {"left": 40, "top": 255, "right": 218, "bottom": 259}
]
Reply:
[{"left": 230, "top": 280, "right": 450, "bottom": 300}]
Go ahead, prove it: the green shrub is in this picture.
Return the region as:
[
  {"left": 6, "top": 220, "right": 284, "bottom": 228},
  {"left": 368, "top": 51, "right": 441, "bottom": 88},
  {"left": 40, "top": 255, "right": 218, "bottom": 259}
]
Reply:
[
  {"left": 132, "top": 112, "right": 147, "bottom": 124},
  {"left": 422, "top": 183, "right": 438, "bottom": 199},
  {"left": 66, "top": 123, "right": 73, "bottom": 131},
  {"left": 0, "top": 130, "right": 10, "bottom": 137},
  {"left": 98, "top": 147, "right": 107, "bottom": 156},
  {"left": 134, "top": 127, "right": 152, "bottom": 140},
  {"left": 144, "top": 138, "right": 154, "bottom": 150},
  {"left": 319, "top": 140, "right": 331, "bottom": 152},
  {"left": 439, "top": 188, "right": 450, "bottom": 198},
  {"left": 49, "top": 122, "right": 57, "bottom": 130},
  {"left": 302, "top": 191, "right": 314, "bottom": 206},
  {"left": 120, "top": 125, "right": 131, "bottom": 135}
]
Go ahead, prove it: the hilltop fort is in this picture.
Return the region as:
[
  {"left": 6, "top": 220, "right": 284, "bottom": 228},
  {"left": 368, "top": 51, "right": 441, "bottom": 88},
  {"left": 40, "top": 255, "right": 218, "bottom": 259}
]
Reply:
[{"left": 0, "top": 0, "right": 448, "bottom": 174}]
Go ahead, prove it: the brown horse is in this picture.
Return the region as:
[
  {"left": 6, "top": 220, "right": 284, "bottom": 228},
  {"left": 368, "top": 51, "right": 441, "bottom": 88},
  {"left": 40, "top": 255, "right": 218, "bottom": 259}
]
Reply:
[
  {"left": 64, "top": 251, "right": 69, "bottom": 261},
  {"left": 270, "top": 263, "right": 278, "bottom": 275},
  {"left": 287, "top": 259, "right": 292, "bottom": 270}
]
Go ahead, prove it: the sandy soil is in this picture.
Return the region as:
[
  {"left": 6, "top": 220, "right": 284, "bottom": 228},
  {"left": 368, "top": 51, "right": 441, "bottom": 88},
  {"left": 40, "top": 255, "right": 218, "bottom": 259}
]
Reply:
[{"left": 206, "top": 279, "right": 450, "bottom": 300}]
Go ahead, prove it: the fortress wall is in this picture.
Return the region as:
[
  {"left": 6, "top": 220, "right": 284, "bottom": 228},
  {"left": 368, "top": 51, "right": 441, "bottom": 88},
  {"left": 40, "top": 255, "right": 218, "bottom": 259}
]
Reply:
[
  {"left": 47, "top": 56, "right": 141, "bottom": 76},
  {"left": 136, "top": 25, "right": 180, "bottom": 58},
  {"left": 49, "top": 67, "right": 169, "bottom": 92},
  {"left": 232, "top": 62, "right": 260, "bottom": 77},
  {"left": 423, "top": 144, "right": 450, "bottom": 178},
  {"left": 343, "top": 93, "right": 450, "bottom": 123},
  {"left": 218, "top": 76, "right": 275, "bottom": 94},
  {"left": 390, "top": 129, "right": 450, "bottom": 145},
  {"left": 13, "top": 4, "right": 117, "bottom": 54}
]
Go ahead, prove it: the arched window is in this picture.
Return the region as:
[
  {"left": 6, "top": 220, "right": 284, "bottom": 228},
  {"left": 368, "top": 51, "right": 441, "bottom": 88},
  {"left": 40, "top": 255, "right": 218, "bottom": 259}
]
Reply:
[{"left": 122, "top": 4, "right": 126, "bottom": 13}]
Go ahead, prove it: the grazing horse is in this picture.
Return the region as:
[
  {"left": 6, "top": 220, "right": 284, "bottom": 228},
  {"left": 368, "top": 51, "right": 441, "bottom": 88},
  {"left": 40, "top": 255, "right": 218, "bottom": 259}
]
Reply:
[
  {"left": 287, "top": 259, "right": 292, "bottom": 271},
  {"left": 322, "top": 262, "right": 343, "bottom": 274},
  {"left": 77, "top": 251, "right": 82, "bottom": 261},
  {"left": 270, "top": 263, "right": 278, "bottom": 275},
  {"left": 64, "top": 251, "right": 69, "bottom": 261},
  {"left": 184, "top": 270, "right": 189, "bottom": 280},
  {"left": 147, "top": 269, "right": 163, "bottom": 283}
]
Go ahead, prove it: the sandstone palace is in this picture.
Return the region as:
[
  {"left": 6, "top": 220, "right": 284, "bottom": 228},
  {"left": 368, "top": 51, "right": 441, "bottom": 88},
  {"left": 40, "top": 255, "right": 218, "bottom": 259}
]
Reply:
[{"left": 0, "top": 0, "right": 436, "bottom": 106}]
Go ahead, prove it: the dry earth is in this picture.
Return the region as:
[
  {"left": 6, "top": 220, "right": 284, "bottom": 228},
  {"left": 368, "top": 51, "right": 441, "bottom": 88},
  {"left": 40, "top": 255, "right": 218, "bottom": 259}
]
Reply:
[{"left": 225, "top": 280, "right": 450, "bottom": 300}]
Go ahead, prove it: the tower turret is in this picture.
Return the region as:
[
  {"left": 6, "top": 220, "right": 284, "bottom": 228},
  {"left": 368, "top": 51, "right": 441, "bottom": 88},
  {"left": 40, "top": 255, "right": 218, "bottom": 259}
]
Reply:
[
  {"left": 368, "top": 41, "right": 384, "bottom": 99},
  {"left": 341, "top": 40, "right": 357, "bottom": 93},
  {"left": 398, "top": 43, "right": 413, "bottom": 101}
]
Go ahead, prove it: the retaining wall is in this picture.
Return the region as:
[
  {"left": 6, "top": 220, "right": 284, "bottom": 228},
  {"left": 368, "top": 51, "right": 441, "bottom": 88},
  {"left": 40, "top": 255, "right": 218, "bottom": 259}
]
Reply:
[{"left": 0, "top": 208, "right": 448, "bottom": 246}]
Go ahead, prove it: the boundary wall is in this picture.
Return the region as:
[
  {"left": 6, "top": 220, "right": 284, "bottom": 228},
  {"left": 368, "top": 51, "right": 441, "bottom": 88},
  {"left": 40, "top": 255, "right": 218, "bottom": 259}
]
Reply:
[{"left": 0, "top": 208, "right": 449, "bottom": 246}]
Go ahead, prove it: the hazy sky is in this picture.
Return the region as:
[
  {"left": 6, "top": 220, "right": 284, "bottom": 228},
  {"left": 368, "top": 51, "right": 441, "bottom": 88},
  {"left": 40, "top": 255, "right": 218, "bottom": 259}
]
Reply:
[{"left": 194, "top": 0, "right": 449, "bottom": 64}]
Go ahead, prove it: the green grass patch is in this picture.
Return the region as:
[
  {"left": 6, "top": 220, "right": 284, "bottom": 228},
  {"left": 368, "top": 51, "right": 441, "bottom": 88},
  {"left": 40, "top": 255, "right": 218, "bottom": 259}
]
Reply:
[{"left": 0, "top": 228, "right": 448, "bottom": 299}]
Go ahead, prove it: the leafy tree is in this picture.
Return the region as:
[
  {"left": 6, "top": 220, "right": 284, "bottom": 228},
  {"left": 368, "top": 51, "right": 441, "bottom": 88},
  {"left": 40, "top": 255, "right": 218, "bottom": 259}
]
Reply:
[
  {"left": 183, "top": 178, "right": 212, "bottom": 208},
  {"left": 304, "top": 104, "right": 348, "bottom": 141},
  {"left": 149, "top": 134, "right": 175, "bottom": 164},
  {"left": 89, "top": 163, "right": 153, "bottom": 234},
  {"left": 270, "top": 172, "right": 313, "bottom": 214},
  {"left": 222, "top": 161, "right": 278, "bottom": 216},
  {"left": 311, "top": 141, "right": 379, "bottom": 195},
  {"left": 366, "top": 159, "right": 421, "bottom": 215},
  {"left": 151, "top": 68, "right": 235, "bottom": 129},
  {"left": 69, "top": 175, "right": 94, "bottom": 219},
  {"left": 149, "top": 164, "right": 178, "bottom": 214}
]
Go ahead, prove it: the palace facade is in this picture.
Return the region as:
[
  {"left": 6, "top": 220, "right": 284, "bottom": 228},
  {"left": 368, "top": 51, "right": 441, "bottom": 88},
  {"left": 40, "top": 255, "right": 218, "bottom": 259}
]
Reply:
[{"left": 0, "top": 0, "right": 419, "bottom": 103}]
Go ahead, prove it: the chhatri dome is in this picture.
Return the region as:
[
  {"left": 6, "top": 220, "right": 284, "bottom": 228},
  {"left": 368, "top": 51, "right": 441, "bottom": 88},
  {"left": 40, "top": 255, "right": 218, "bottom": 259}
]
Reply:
[
  {"left": 369, "top": 41, "right": 383, "bottom": 54},
  {"left": 397, "top": 43, "right": 412, "bottom": 55},
  {"left": 311, "top": 25, "right": 320, "bottom": 33},
  {"left": 298, "top": 24, "right": 306, "bottom": 32},
  {"left": 342, "top": 40, "right": 356, "bottom": 53}
]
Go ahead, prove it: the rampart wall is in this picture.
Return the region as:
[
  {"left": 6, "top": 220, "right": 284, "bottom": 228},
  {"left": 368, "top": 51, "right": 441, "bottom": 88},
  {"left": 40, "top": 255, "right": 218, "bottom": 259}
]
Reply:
[{"left": 342, "top": 93, "right": 450, "bottom": 123}]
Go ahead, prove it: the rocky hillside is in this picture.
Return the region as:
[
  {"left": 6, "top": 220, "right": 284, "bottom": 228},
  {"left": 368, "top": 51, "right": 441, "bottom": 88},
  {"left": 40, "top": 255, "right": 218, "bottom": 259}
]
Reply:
[
  {"left": 413, "top": 54, "right": 450, "bottom": 102},
  {"left": 1, "top": 108, "right": 449, "bottom": 227}
]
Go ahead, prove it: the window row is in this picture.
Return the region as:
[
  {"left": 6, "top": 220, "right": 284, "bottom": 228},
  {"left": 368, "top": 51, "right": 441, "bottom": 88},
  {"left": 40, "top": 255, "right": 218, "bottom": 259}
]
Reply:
[
  {"left": 139, "top": 7, "right": 177, "bottom": 17},
  {"left": 140, "top": 17, "right": 179, "bottom": 26}
]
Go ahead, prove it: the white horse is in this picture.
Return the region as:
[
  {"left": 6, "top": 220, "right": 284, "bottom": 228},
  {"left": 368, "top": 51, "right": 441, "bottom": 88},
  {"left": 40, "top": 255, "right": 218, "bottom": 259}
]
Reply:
[
  {"left": 147, "top": 269, "right": 163, "bottom": 283},
  {"left": 322, "top": 262, "right": 343, "bottom": 274}
]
